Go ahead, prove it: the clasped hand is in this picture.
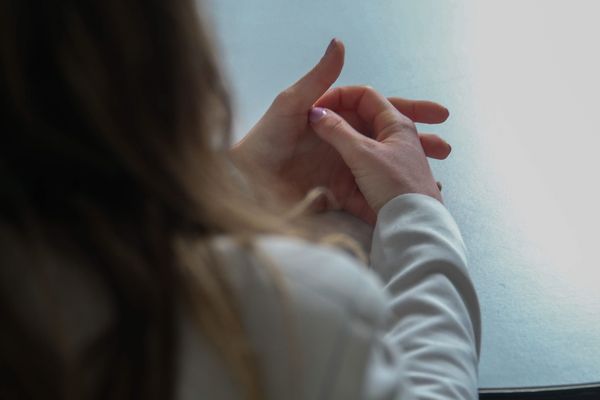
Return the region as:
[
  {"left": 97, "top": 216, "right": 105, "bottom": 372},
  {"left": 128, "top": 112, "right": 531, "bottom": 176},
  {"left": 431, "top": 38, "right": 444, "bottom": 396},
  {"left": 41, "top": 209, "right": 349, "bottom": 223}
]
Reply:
[{"left": 231, "top": 39, "right": 450, "bottom": 225}]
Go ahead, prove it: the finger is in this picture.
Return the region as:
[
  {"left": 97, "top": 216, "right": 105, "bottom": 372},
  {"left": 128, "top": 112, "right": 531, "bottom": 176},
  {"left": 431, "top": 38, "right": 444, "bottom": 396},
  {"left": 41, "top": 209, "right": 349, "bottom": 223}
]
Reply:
[
  {"left": 388, "top": 98, "right": 449, "bottom": 124},
  {"left": 338, "top": 110, "right": 451, "bottom": 159},
  {"left": 419, "top": 133, "right": 452, "bottom": 160},
  {"left": 317, "top": 88, "right": 449, "bottom": 124},
  {"left": 312, "top": 86, "right": 413, "bottom": 140},
  {"left": 337, "top": 110, "right": 369, "bottom": 135},
  {"left": 273, "top": 39, "right": 345, "bottom": 113},
  {"left": 308, "top": 107, "right": 371, "bottom": 166},
  {"left": 314, "top": 86, "right": 389, "bottom": 121}
]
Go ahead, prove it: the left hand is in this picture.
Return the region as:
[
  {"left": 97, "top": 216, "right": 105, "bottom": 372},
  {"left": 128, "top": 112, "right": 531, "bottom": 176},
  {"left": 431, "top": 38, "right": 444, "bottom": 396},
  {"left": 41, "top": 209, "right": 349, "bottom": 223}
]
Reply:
[{"left": 230, "top": 39, "right": 451, "bottom": 225}]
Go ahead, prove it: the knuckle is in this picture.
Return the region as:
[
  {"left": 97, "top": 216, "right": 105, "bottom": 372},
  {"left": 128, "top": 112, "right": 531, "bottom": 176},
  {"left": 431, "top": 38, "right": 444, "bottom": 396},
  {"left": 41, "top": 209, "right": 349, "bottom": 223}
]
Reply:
[
  {"left": 361, "top": 85, "right": 376, "bottom": 96},
  {"left": 377, "top": 110, "right": 418, "bottom": 139},
  {"left": 392, "top": 112, "right": 417, "bottom": 132},
  {"left": 399, "top": 116, "right": 417, "bottom": 131},
  {"left": 328, "top": 116, "right": 346, "bottom": 134}
]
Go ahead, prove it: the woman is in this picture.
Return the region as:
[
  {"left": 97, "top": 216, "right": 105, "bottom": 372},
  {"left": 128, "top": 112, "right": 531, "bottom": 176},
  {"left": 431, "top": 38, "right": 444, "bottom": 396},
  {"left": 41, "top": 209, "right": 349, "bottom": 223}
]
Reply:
[{"left": 0, "top": 0, "right": 480, "bottom": 399}]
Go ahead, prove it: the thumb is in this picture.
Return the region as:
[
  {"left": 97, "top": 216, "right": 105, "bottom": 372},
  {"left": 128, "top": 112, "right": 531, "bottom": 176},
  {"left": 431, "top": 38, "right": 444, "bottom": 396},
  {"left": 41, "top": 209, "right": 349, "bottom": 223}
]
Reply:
[
  {"left": 274, "top": 39, "right": 345, "bottom": 112},
  {"left": 308, "top": 107, "right": 370, "bottom": 165}
]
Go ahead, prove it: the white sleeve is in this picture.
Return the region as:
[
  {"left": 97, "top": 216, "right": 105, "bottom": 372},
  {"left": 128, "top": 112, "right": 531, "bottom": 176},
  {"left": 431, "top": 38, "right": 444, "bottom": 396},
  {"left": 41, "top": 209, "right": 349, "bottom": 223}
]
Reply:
[{"left": 364, "top": 193, "right": 481, "bottom": 400}]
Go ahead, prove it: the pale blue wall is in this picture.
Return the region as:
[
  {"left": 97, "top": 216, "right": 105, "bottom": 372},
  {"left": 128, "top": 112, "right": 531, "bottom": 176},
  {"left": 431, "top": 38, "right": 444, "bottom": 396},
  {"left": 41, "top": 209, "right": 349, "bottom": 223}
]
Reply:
[{"left": 205, "top": 0, "right": 600, "bottom": 389}]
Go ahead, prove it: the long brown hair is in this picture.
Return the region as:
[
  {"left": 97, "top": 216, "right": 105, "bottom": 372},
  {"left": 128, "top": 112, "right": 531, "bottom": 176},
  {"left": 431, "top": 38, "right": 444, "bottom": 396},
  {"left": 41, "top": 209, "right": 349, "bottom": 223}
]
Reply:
[{"left": 0, "top": 0, "right": 286, "bottom": 399}]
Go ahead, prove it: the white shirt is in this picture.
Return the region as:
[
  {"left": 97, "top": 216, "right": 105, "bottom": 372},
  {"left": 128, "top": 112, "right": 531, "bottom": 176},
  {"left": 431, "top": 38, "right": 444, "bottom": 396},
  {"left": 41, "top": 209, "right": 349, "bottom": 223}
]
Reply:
[{"left": 177, "top": 194, "right": 481, "bottom": 399}]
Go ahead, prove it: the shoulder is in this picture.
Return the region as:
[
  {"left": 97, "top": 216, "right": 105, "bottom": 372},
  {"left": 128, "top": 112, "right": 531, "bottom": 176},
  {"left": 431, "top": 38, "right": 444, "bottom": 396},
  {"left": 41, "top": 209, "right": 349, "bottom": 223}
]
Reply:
[
  {"left": 216, "top": 234, "right": 388, "bottom": 326},
  {"left": 208, "top": 234, "right": 393, "bottom": 398}
]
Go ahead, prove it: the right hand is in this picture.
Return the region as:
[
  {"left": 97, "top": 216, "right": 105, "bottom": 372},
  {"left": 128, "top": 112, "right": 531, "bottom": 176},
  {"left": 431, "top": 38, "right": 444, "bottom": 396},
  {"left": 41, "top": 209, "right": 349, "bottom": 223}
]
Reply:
[{"left": 309, "top": 86, "right": 443, "bottom": 214}]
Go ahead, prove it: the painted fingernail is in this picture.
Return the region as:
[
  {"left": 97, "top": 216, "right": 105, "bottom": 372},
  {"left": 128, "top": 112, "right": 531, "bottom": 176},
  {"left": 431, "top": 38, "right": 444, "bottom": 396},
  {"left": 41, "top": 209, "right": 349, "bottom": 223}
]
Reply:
[
  {"left": 309, "top": 107, "right": 327, "bottom": 123},
  {"left": 324, "top": 38, "right": 337, "bottom": 56}
]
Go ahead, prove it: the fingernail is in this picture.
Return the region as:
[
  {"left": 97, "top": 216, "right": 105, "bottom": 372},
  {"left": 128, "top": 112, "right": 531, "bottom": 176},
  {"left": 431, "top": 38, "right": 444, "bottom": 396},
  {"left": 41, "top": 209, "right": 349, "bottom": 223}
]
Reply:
[
  {"left": 324, "top": 38, "right": 337, "bottom": 56},
  {"left": 309, "top": 107, "right": 327, "bottom": 123}
]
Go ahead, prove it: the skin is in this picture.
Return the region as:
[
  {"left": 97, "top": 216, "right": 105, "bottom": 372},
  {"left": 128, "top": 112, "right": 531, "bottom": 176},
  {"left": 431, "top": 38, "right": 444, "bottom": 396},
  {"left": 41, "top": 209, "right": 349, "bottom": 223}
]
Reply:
[
  {"left": 310, "top": 85, "right": 443, "bottom": 218},
  {"left": 231, "top": 39, "right": 451, "bottom": 225}
]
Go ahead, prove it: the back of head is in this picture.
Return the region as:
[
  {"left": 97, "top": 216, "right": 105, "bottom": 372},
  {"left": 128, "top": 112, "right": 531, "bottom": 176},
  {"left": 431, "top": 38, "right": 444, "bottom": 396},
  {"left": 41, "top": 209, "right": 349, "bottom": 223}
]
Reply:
[
  {"left": 0, "top": 1, "right": 267, "bottom": 399},
  {"left": 0, "top": 0, "right": 230, "bottom": 227}
]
